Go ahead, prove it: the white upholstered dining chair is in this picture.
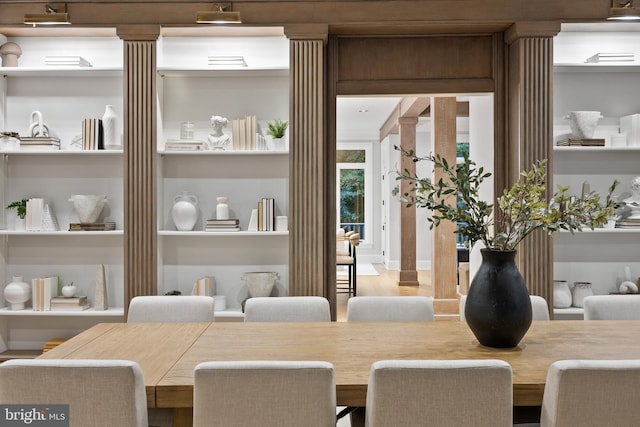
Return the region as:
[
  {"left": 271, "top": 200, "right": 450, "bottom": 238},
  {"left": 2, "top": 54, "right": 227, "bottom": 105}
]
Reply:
[
  {"left": 127, "top": 295, "right": 215, "bottom": 323},
  {"left": 243, "top": 296, "right": 331, "bottom": 322},
  {"left": 536, "top": 359, "right": 640, "bottom": 427},
  {"left": 583, "top": 294, "right": 640, "bottom": 320},
  {"left": 193, "top": 360, "right": 336, "bottom": 427},
  {"left": 365, "top": 359, "right": 513, "bottom": 427},
  {"left": 0, "top": 359, "right": 148, "bottom": 427},
  {"left": 459, "top": 294, "right": 550, "bottom": 321},
  {"left": 346, "top": 296, "right": 435, "bottom": 322}
]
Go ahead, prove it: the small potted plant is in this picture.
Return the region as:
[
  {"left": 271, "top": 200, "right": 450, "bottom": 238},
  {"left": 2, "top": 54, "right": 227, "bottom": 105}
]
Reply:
[
  {"left": 6, "top": 198, "right": 28, "bottom": 230},
  {"left": 265, "top": 119, "right": 288, "bottom": 151}
]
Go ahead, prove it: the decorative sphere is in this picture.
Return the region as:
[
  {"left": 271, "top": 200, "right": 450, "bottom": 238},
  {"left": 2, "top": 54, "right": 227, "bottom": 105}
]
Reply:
[{"left": 4, "top": 276, "right": 31, "bottom": 310}]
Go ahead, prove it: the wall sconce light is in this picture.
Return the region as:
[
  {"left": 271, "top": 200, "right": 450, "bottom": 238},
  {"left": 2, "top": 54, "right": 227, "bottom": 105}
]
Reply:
[
  {"left": 608, "top": 0, "right": 640, "bottom": 20},
  {"left": 197, "top": 3, "right": 242, "bottom": 24},
  {"left": 24, "top": 3, "right": 71, "bottom": 26}
]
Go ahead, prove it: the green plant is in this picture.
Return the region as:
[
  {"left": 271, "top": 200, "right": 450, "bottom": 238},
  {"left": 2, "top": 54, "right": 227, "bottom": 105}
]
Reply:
[
  {"left": 266, "top": 119, "right": 288, "bottom": 139},
  {"left": 6, "top": 198, "right": 28, "bottom": 219},
  {"left": 393, "top": 147, "right": 619, "bottom": 251}
]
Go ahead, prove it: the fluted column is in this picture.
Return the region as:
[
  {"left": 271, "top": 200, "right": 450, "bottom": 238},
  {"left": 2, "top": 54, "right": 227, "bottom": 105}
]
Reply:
[
  {"left": 117, "top": 25, "right": 159, "bottom": 312},
  {"left": 285, "top": 26, "right": 329, "bottom": 305},
  {"left": 505, "top": 22, "right": 559, "bottom": 314}
]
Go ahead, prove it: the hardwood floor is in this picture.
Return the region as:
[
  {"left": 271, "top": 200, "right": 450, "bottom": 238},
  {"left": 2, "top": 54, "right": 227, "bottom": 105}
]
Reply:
[{"left": 336, "top": 263, "right": 434, "bottom": 322}]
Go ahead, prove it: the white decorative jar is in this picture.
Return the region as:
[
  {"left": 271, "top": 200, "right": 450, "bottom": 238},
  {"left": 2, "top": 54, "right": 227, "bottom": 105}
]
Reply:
[
  {"left": 172, "top": 191, "right": 199, "bottom": 231},
  {"left": 4, "top": 276, "right": 31, "bottom": 310},
  {"left": 102, "top": 105, "right": 120, "bottom": 150},
  {"left": 563, "top": 111, "right": 603, "bottom": 139},
  {"left": 242, "top": 272, "right": 279, "bottom": 297},
  {"left": 69, "top": 194, "right": 108, "bottom": 224},
  {"left": 553, "top": 280, "right": 572, "bottom": 309},
  {"left": 572, "top": 281, "right": 594, "bottom": 308},
  {"left": 216, "top": 197, "right": 229, "bottom": 220}
]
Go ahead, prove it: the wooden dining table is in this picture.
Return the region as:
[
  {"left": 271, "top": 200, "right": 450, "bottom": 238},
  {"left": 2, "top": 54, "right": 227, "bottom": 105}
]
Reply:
[{"left": 40, "top": 320, "right": 640, "bottom": 426}]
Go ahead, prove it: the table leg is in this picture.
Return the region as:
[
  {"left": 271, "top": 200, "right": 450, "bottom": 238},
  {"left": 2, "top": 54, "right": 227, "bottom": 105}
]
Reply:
[
  {"left": 172, "top": 408, "right": 193, "bottom": 427},
  {"left": 350, "top": 407, "right": 365, "bottom": 427}
]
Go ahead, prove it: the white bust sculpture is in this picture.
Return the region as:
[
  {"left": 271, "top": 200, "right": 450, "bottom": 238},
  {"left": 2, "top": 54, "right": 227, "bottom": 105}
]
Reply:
[
  {"left": 624, "top": 176, "right": 640, "bottom": 219},
  {"left": 207, "top": 115, "right": 232, "bottom": 150}
]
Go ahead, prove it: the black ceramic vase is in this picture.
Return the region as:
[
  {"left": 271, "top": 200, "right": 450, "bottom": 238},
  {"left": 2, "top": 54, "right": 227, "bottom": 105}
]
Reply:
[{"left": 465, "top": 248, "right": 532, "bottom": 348}]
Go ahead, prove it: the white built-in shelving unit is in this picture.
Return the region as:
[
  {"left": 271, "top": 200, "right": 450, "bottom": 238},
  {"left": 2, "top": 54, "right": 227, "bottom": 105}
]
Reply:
[
  {"left": 0, "top": 35, "right": 125, "bottom": 352},
  {"left": 156, "top": 35, "right": 290, "bottom": 316},
  {"left": 552, "top": 24, "right": 640, "bottom": 319}
]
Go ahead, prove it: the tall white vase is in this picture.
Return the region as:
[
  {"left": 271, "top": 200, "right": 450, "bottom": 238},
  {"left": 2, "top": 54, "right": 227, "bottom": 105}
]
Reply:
[
  {"left": 102, "top": 105, "right": 120, "bottom": 150},
  {"left": 216, "top": 197, "right": 229, "bottom": 220},
  {"left": 172, "top": 191, "right": 199, "bottom": 231}
]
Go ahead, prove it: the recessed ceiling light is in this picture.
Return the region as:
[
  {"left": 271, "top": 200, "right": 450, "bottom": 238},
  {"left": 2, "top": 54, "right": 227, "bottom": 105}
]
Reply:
[{"left": 358, "top": 109, "right": 369, "bottom": 113}]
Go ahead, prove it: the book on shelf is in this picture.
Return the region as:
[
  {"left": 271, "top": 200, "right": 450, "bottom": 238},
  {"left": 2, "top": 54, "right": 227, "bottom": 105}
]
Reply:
[
  {"left": 206, "top": 219, "right": 239, "bottom": 226},
  {"left": 164, "top": 139, "right": 206, "bottom": 151},
  {"left": 82, "top": 118, "right": 104, "bottom": 150},
  {"left": 44, "top": 55, "right": 92, "bottom": 67},
  {"left": 192, "top": 276, "right": 215, "bottom": 296},
  {"left": 69, "top": 222, "right": 116, "bottom": 231},
  {"left": 616, "top": 218, "right": 640, "bottom": 228},
  {"left": 32, "top": 276, "right": 56, "bottom": 311},
  {"left": 231, "top": 115, "right": 260, "bottom": 151},
  {"left": 18, "top": 136, "right": 61, "bottom": 151},
  {"left": 25, "top": 198, "right": 58, "bottom": 231},
  {"left": 51, "top": 296, "right": 88, "bottom": 305},
  {"left": 205, "top": 226, "right": 241, "bottom": 232},
  {"left": 556, "top": 138, "right": 605, "bottom": 147},
  {"left": 257, "top": 197, "right": 275, "bottom": 231}
]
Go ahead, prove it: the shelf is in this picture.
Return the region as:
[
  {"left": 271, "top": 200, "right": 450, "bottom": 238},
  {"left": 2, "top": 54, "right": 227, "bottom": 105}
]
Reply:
[
  {"left": 157, "top": 67, "right": 289, "bottom": 77},
  {"left": 214, "top": 308, "right": 244, "bottom": 318},
  {"left": 159, "top": 231, "right": 288, "bottom": 237},
  {"left": 553, "top": 146, "right": 640, "bottom": 153},
  {"left": 557, "top": 228, "right": 640, "bottom": 234},
  {"left": 554, "top": 64, "right": 640, "bottom": 73},
  {"left": 0, "top": 150, "right": 123, "bottom": 156},
  {"left": 0, "top": 231, "right": 124, "bottom": 236},
  {"left": 0, "top": 307, "right": 124, "bottom": 317},
  {"left": 158, "top": 150, "right": 287, "bottom": 156},
  {"left": 0, "top": 67, "right": 122, "bottom": 77}
]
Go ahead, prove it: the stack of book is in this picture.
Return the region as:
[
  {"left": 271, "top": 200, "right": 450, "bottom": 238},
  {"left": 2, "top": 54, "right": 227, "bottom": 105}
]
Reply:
[
  {"left": 44, "top": 55, "right": 92, "bottom": 67},
  {"left": 82, "top": 118, "right": 104, "bottom": 150},
  {"left": 69, "top": 222, "right": 116, "bottom": 231},
  {"left": 165, "top": 139, "right": 206, "bottom": 151},
  {"left": 205, "top": 219, "right": 240, "bottom": 232},
  {"left": 192, "top": 276, "right": 214, "bottom": 296},
  {"left": 50, "top": 296, "right": 90, "bottom": 311},
  {"left": 19, "top": 137, "right": 61, "bottom": 151},
  {"left": 26, "top": 198, "right": 59, "bottom": 231},
  {"left": 32, "top": 276, "right": 57, "bottom": 311},
  {"left": 556, "top": 138, "right": 605, "bottom": 147},
  {"left": 257, "top": 198, "right": 275, "bottom": 231},
  {"left": 616, "top": 218, "right": 640, "bottom": 229}
]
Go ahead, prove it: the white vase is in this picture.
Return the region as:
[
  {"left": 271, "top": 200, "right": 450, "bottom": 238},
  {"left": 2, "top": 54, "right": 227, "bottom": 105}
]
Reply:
[
  {"left": 4, "top": 276, "right": 31, "bottom": 310},
  {"left": 172, "top": 191, "right": 198, "bottom": 231},
  {"left": 69, "top": 194, "right": 108, "bottom": 224},
  {"left": 572, "top": 281, "right": 594, "bottom": 308},
  {"left": 102, "top": 105, "right": 120, "bottom": 149},
  {"left": 242, "top": 272, "right": 279, "bottom": 297},
  {"left": 216, "top": 197, "right": 229, "bottom": 220},
  {"left": 563, "top": 111, "right": 603, "bottom": 139},
  {"left": 553, "top": 280, "right": 572, "bottom": 309}
]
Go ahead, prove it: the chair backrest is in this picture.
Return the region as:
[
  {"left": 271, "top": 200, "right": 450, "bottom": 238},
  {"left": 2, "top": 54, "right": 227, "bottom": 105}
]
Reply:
[
  {"left": 583, "top": 295, "right": 640, "bottom": 320},
  {"left": 127, "top": 295, "right": 215, "bottom": 323},
  {"left": 244, "top": 296, "right": 331, "bottom": 322},
  {"left": 365, "top": 359, "right": 512, "bottom": 427},
  {"left": 459, "top": 294, "right": 550, "bottom": 321},
  {"left": 194, "top": 361, "right": 336, "bottom": 427},
  {"left": 541, "top": 359, "right": 640, "bottom": 427},
  {"left": 0, "top": 359, "right": 148, "bottom": 427},
  {"left": 347, "top": 296, "right": 434, "bottom": 322}
]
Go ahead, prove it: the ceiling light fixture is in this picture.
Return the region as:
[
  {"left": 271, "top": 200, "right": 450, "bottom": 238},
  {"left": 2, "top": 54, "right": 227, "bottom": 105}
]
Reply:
[
  {"left": 24, "top": 3, "right": 71, "bottom": 26},
  {"left": 197, "top": 3, "right": 241, "bottom": 24},
  {"left": 608, "top": 0, "right": 640, "bottom": 20}
]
